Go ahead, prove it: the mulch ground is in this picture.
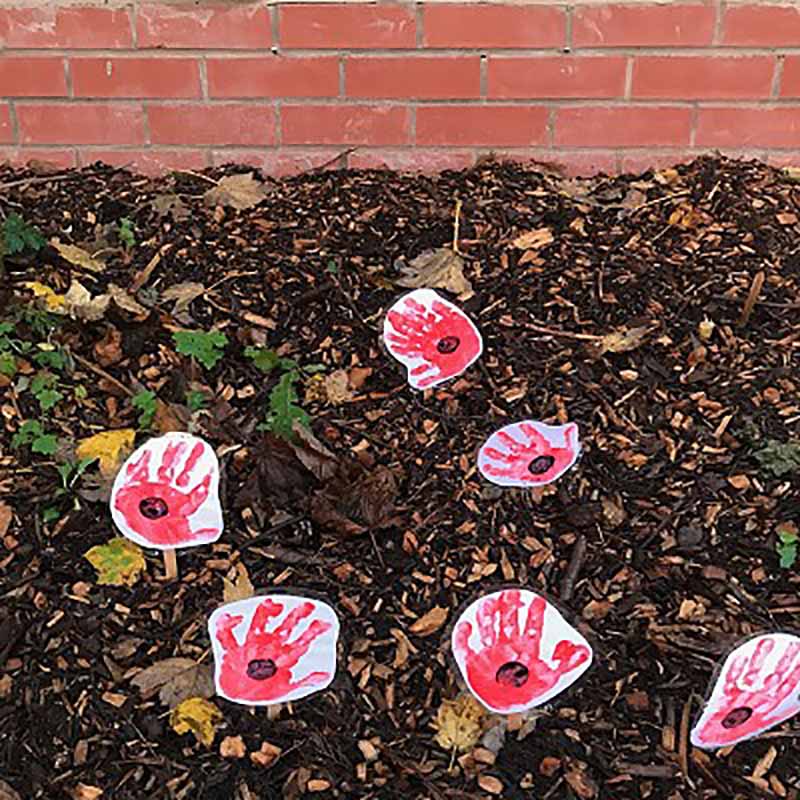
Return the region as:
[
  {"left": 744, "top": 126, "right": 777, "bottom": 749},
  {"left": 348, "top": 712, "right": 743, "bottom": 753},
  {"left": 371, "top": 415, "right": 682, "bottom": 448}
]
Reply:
[{"left": 1, "top": 154, "right": 800, "bottom": 800}]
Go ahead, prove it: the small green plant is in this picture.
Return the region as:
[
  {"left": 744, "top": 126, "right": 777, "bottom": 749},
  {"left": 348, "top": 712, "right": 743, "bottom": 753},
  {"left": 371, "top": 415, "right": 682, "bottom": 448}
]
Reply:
[
  {"left": 264, "top": 370, "right": 309, "bottom": 440},
  {"left": 0, "top": 322, "right": 16, "bottom": 376},
  {"left": 2, "top": 212, "right": 45, "bottom": 256},
  {"left": 118, "top": 217, "right": 136, "bottom": 250},
  {"left": 56, "top": 457, "right": 95, "bottom": 493},
  {"left": 777, "top": 523, "right": 799, "bottom": 569},
  {"left": 186, "top": 389, "right": 208, "bottom": 413},
  {"left": 30, "top": 371, "right": 63, "bottom": 412},
  {"left": 244, "top": 346, "right": 296, "bottom": 374},
  {"left": 754, "top": 440, "right": 800, "bottom": 478},
  {"left": 132, "top": 390, "right": 157, "bottom": 428},
  {"left": 12, "top": 420, "right": 58, "bottom": 455},
  {"left": 173, "top": 330, "right": 228, "bottom": 370},
  {"left": 33, "top": 346, "right": 68, "bottom": 371}
]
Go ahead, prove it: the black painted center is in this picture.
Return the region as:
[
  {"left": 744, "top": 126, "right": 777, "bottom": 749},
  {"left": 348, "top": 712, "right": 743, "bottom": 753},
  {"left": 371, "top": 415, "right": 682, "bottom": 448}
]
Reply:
[
  {"left": 528, "top": 455, "right": 555, "bottom": 475},
  {"left": 247, "top": 658, "right": 277, "bottom": 680},
  {"left": 139, "top": 496, "right": 169, "bottom": 519},
  {"left": 436, "top": 336, "right": 460, "bottom": 354},
  {"left": 495, "top": 661, "right": 529, "bottom": 687},
  {"left": 721, "top": 706, "right": 753, "bottom": 729}
]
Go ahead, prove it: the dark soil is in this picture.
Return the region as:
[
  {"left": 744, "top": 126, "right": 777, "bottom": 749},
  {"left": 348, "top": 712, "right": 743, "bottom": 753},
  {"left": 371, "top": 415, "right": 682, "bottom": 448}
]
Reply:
[{"left": 1, "top": 154, "right": 799, "bottom": 800}]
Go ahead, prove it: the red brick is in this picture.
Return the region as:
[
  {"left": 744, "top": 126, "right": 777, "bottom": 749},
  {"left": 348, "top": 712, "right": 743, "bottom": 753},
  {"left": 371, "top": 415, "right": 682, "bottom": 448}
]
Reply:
[
  {"left": 349, "top": 148, "right": 475, "bottom": 172},
  {"left": 573, "top": 5, "right": 714, "bottom": 48},
  {"left": 137, "top": 4, "right": 271, "bottom": 49},
  {"left": 0, "top": 105, "right": 13, "bottom": 144},
  {"left": 696, "top": 107, "right": 800, "bottom": 148},
  {"left": 279, "top": 4, "right": 415, "bottom": 49},
  {"left": 211, "top": 148, "right": 343, "bottom": 176},
  {"left": 71, "top": 58, "right": 200, "bottom": 99},
  {"left": 632, "top": 56, "right": 775, "bottom": 99},
  {"left": 0, "top": 6, "right": 132, "bottom": 48},
  {"left": 282, "top": 105, "right": 409, "bottom": 146},
  {"left": 0, "top": 148, "right": 77, "bottom": 169},
  {"left": 555, "top": 107, "right": 692, "bottom": 147},
  {"left": 483, "top": 149, "right": 616, "bottom": 176},
  {"left": 78, "top": 148, "right": 209, "bottom": 175},
  {"left": 617, "top": 151, "right": 695, "bottom": 175},
  {"left": 346, "top": 57, "right": 480, "bottom": 100},
  {"left": 780, "top": 57, "right": 800, "bottom": 98},
  {"left": 207, "top": 57, "right": 338, "bottom": 99},
  {"left": 149, "top": 104, "right": 276, "bottom": 146},
  {"left": 417, "top": 106, "right": 548, "bottom": 147},
  {"left": 0, "top": 58, "right": 66, "bottom": 97},
  {"left": 489, "top": 57, "right": 626, "bottom": 99},
  {"left": 723, "top": 5, "right": 800, "bottom": 46},
  {"left": 17, "top": 104, "right": 145, "bottom": 145},
  {"left": 423, "top": 5, "right": 565, "bottom": 48}
]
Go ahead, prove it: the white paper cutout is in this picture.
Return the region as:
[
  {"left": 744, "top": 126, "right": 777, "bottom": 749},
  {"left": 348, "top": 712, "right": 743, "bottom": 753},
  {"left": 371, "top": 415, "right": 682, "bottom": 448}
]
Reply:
[
  {"left": 209, "top": 594, "right": 339, "bottom": 706},
  {"left": 451, "top": 588, "right": 592, "bottom": 714},
  {"left": 110, "top": 431, "right": 222, "bottom": 550},
  {"left": 477, "top": 421, "right": 581, "bottom": 488},
  {"left": 691, "top": 632, "right": 800, "bottom": 749},
  {"left": 383, "top": 288, "right": 483, "bottom": 390}
]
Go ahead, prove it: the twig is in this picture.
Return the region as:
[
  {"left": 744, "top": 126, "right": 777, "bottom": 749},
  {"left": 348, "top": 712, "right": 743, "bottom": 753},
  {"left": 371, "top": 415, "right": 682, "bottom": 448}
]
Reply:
[
  {"left": 72, "top": 352, "right": 133, "bottom": 397},
  {"left": 129, "top": 244, "right": 172, "bottom": 292},
  {"left": 521, "top": 321, "right": 602, "bottom": 341},
  {"left": 309, "top": 147, "right": 358, "bottom": 174},
  {"left": 678, "top": 698, "right": 691, "bottom": 780},
  {"left": 0, "top": 165, "right": 108, "bottom": 192},
  {"left": 172, "top": 169, "right": 218, "bottom": 186},
  {"left": 738, "top": 270, "right": 765, "bottom": 327},
  {"left": 560, "top": 534, "right": 587, "bottom": 602},
  {"left": 453, "top": 199, "right": 462, "bottom": 254},
  {"left": 240, "top": 515, "right": 306, "bottom": 550}
]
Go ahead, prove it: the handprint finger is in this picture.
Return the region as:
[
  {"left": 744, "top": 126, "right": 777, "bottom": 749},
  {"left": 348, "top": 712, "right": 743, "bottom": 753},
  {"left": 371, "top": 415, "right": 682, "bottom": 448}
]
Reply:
[
  {"left": 277, "top": 620, "right": 333, "bottom": 667},
  {"left": 275, "top": 601, "right": 315, "bottom": 641},
  {"left": 476, "top": 595, "right": 499, "bottom": 648},
  {"left": 743, "top": 638, "right": 774, "bottom": 687},
  {"left": 176, "top": 441, "right": 206, "bottom": 488},
  {"left": 215, "top": 613, "right": 244, "bottom": 649},
  {"left": 454, "top": 621, "right": 475, "bottom": 657},
  {"left": 187, "top": 473, "right": 211, "bottom": 512},
  {"left": 522, "top": 595, "right": 547, "bottom": 659},
  {"left": 157, "top": 440, "right": 186, "bottom": 483},
  {"left": 251, "top": 598, "right": 284, "bottom": 636},
  {"left": 482, "top": 446, "right": 522, "bottom": 466},
  {"left": 496, "top": 431, "right": 525, "bottom": 454},
  {"left": 126, "top": 450, "right": 151, "bottom": 482},
  {"left": 498, "top": 589, "right": 522, "bottom": 642},
  {"left": 519, "top": 423, "right": 550, "bottom": 450}
]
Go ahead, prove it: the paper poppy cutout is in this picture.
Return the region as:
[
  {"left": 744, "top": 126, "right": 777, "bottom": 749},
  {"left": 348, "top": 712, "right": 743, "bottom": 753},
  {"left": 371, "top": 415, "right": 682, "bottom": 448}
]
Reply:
[
  {"left": 691, "top": 633, "right": 800, "bottom": 749},
  {"left": 477, "top": 421, "right": 580, "bottom": 488},
  {"left": 110, "top": 432, "right": 222, "bottom": 550},
  {"left": 209, "top": 595, "right": 339, "bottom": 706},
  {"left": 383, "top": 288, "right": 482, "bottom": 390},
  {"left": 452, "top": 588, "right": 592, "bottom": 714}
]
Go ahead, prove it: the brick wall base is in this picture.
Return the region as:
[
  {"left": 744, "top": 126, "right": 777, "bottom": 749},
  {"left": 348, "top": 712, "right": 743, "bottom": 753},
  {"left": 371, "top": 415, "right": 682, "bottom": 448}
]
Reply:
[{"left": 2, "top": 2, "right": 799, "bottom": 176}]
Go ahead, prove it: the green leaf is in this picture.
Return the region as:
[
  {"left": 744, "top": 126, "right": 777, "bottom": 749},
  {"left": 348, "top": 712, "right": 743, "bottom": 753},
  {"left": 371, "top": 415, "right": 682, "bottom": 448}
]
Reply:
[
  {"left": 33, "top": 348, "right": 67, "bottom": 371},
  {"left": 118, "top": 217, "right": 136, "bottom": 250},
  {"left": 244, "top": 346, "right": 280, "bottom": 373},
  {"left": 173, "top": 330, "right": 228, "bottom": 370},
  {"left": 31, "top": 433, "right": 58, "bottom": 455},
  {"left": 186, "top": 389, "right": 207, "bottom": 412},
  {"left": 266, "top": 370, "right": 309, "bottom": 440},
  {"left": 777, "top": 525, "right": 799, "bottom": 569},
  {"left": 3, "top": 212, "right": 45, "bottom": 255},
  {"left": 0, "top": 322, "right": 13, "bottom": 337},
  {"left": 754, "top": 440, "right": 800, "bottom": 478},
  {"left": 0, "top": 352, "right": 16, "bottom": 377},
  {"left": 36, "top": 388, "right": 62, "bottom": 411},
  {"left": 42, "top": 507, "right": 61, "bottom": 523},
  {"left": 132, "top": 390, "right": 157, "bottom": 429},
  {"left": 12, "top": 419, "right": 43, "bottom": 448}
]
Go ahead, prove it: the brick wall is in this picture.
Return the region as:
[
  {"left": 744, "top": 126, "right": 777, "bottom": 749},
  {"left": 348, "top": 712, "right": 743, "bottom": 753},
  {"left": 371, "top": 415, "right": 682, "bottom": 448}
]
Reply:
[{"left": 1, "top": 2, "right": 800, "bottom": 176}]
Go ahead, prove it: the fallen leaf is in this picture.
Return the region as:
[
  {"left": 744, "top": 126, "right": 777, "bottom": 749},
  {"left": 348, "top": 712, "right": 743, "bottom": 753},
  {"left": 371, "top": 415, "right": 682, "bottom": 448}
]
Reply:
[
  {"left": 94, "top": 326, "right": 123, "bottom": 366},
  {"left": 668, "top": 202, "right": 704, "bottom": 230},
  {"left": 283, "top": 767, "right": 311, "bottom": 800},
  {"left": 151, "top": 193, "right": 189, "bottom": 221},
  {"left": 409, "top": 605, "right": 448, "bottom": 636},
  {"left": 84, "top": 537, "right": 146, "bottom": 586},
  {"left": 69, "top": 785, "right": 103, "bottom": 800},
  {"left": 433, "top": 694, "right": 486, "bottom": 753},
  {"left": 323, "top": 369, "right": 353, "bottom": 405},
  {"left": 250, "top": 741, "right": 282, "bottom": 768},
  {"left": 592, "top": 325, "right": 651, "bottom": 357},
  {"left": 348, "top": 366, "right": 372, "bottom": 390},
  {"left": 0, "top": 780, "right": 21, "bottom": 800},
  {"left": 162, "top": 281, "right": 205, "bottom": 313},
  {"left": 512, "top": 227, "right": 554, "bottom": 250},
  {"left": 24, "top": 281, "right": 66, "bottom": 312},
  {"left": 52, "top": 241, "right": 105, "bottom": 273},
  {"left": 396, "top": 247, "right": 472, "bottom": 296},
  {"left": 601, "top": 496, "right": 626, "bottom": 529},
  {"left": 76, "top": 428, "right": 136, "bottom": 477},
  {"left": 222, "top": 562, "right": 255, "bottom": 603},
  {"left": 477, "top": 775, "right": 503, "bottom": 795},
  {"left": 154, "top": 398, "right": 191, "bottom": 433},
  {"left": 107, "top": 283, "right": 148, "bottom": 316},
  {"left": 204, "top": 173, "right": 268, "bottom": 211},
  {"left": 220, "top": 735, "right": 246, "bottom": 759},
  {"left": 131, "top": 657, "right": 214, "bottom": 708},
  {"left": 0, "top": 502, "right": 11, "bottom": 538},
  {"left": 170, "top": 696, "right": 222, "bottom": 747}
]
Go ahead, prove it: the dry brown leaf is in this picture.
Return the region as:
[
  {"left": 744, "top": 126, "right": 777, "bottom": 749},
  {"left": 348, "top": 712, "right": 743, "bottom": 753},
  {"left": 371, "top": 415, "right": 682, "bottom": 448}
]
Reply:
[
  {"left": 348, "top": 366, "right": 372, "bottom": 390},
  {"left": 0, "top": 502, "right": 11, "bottom": 538},
  {"left": 69, "top": 785, "right": 103, "bottom": 800},
  {"left": 62, "top": 281, "right": 111, "bottom": 321},
  {"left": 250, "top": 741, "right": 282, "bottom": 768},
  {"left": 223, "top": 562, "right": 255, "bottom": 603},
  {"left": 477, "top": 775, "right": 504, "bottom": 795},
  {"left": 0, "top": 780, "right": 21, "bottom": 800},
  {"left": 323, "top": 369, "right": 353, "bottom": 405},
  {"left": 107, "top": 283, "right": 148, "bottom": 316},
  {"left": 698, "top": 318, "right": 715, "bottom": 342},
  {"left": 204, "top": 173, "right": 268, "bottom": 211},
  {"left": 52, "top": 241, "right": 105, "bottom": 273},
  {"left": 601, "top": 496, "right": 626, "bottom": 529},
  {"left": 131, "top": 657, "right": 214, "bottom": 708},
  {"left": 220, "top": 735, "right": 247, "bottom": 759},
  {"left": 592, "top": 325, "right": 651, "bottom": 357},
  {"left": 409, "top": 605, "right": 448, "bottom": 636},
  {"left": 728, "top": 474, "right": 751, "bottom": 490},
  {"left": 396, "top": 247, "right": 472, "bottom": 296},
  {"left": 152, "top": 193, "right": 189, "bottom": 221},
  {"left": 94, "top": 326, "right": 123, "bottom": 366},
  {"left": 512, "top": 227, "right": 554, "bottom": 250},
  {"left": 162, "top": 281, "right": 205, "bottom": 313},
  {"left": 432, "top": 694, "right": 486, "bottom": 753},
  {"left": 777, "top": 212, "right": 798, "bottom": 226}
]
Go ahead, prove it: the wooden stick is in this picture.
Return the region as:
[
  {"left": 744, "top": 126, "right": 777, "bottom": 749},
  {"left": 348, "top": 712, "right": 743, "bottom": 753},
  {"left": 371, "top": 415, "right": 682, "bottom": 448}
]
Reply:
[
  {"left": 738, "top": 270, "right": 765, "bottom": 328},
  {"left": 452, "top": 199, "right": 462, "bottom": 254},
  {"left": 163, "top": 548, "right": 178, "bottom": 580}
]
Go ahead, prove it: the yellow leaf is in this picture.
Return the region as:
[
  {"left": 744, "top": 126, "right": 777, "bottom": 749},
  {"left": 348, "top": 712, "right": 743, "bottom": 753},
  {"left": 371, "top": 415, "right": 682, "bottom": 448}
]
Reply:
[
  {"left": 433, "top": 694, "right": 486, "bottom": 753},
  {"left": 170, "top": 697, "right": 223, "bottom": 747},
  {"left": 76, "top": 429, "right": 136, "bottom": 477},
  {"left": 52, "top": 241, "right": 106, "bottom": 273},
  {"left": 24, "top": 281, "right": 66, "bottom": 312},
  {"left": 222, "top": 562, "right": 255, "bottom": 603},
  {"left": 409, "top": 605, "right": 448, "bottom": 636},
  {"left": 84, "top": 537, "right": 146, "bottom": 586}
]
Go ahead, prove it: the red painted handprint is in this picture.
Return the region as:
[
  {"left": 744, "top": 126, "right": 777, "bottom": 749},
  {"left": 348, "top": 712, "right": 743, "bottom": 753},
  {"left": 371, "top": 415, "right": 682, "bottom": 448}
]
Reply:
[
  {"left": 209, "top": 595, "right": 339, "bottom": 705},
  {"left": 691, "top": 634, "right": 800, "bottom": 749},
  {"left": 452, "top": 589, "right": 592, "bottom": 714},
  {"left": 111, "top": 432, "right": 222, "bottom": 549},
  {"left": 383, "top": 289, "right": 482, "bottom": 389},
  {"left": 478, "top": 421, "right": 581, "bottom": 487}
]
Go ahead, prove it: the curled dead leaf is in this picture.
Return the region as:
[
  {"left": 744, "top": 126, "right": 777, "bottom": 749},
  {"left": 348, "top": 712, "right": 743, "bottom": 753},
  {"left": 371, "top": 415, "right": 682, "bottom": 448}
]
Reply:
[
  {"left": 0, "top": 502, "right": 11, "bottom": 538},
  {"left": 52, "top": 241, "right": 105, "bottom": 273},
  {"left": 131, "top": 657, "right": 214, "bottom": 708},
  {"left": 222, "top": 562, "right": 255, "bottom": 603},
  {"left": 409, "top": 605, "right": 448, "bottom": 636},
  {"left": 395, "top": 247, "right": 472, "bottom": 296},
  {"left": 204, "top": 173, "right": 268, "bottom": 211},
  {"left": 433, "top": 694, "right": 486, "bottom": 753},
  {"left": 162, "top": 281, "right": 205, "bottom": 314}
]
